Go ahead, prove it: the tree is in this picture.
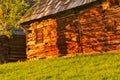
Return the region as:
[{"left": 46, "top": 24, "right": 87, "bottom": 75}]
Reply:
[{"left": 0, "top": 0, "right": 29, "bottom": 37}]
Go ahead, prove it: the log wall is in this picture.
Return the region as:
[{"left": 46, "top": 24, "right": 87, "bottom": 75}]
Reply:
[
  {"left": 8, "top": 35, "right": 26, "bottom": 61},
  {"left": 26, "top": 19, "right": 59, "bottom": 60},
  {"left": 0, "top": 35, "right": 26, "bottom": 62},
  {"left": 25, "top": 4, "right": 120, "bottom": 60},
  {"left": 56, "top": 15, "right": 80, "bottom": 56},
  {"left": 78, "top": 7, "right": 120, "bottom": 54},
  {"left": 0, "top": 36, "right": 8, "bottom": 63}
]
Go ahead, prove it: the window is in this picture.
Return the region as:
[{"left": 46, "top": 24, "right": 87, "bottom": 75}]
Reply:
[{"left": 35, "top": 28, "right": 43, "bottom": 43}]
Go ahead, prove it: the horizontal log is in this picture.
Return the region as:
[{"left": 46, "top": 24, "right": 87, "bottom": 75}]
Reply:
[{"left": 9, "top": 51, "right": 26, "bottom": 54}]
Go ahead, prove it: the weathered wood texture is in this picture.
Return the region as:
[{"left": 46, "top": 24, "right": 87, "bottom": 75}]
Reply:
[
  {"left": 25, "top": 3, "right": 120, "bottom": 60},
  {"left": 0, "top": 35, "right": 8, "bottom": 63},
  {"left": 26, "top": 19, "right": 59, "bottom": 60},
  {"left": 79, "top": 7, "right": 120, "bottom": 54},
  {"left": 0, "top": 35, "right": 26, "bottom": 62},
  {"left": 8, "top": 35, "right": 26, "bottom": 61}
]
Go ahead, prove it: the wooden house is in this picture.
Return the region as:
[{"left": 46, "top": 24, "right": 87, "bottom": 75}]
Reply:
[
  {"left": 8, "top": 29, "right": 26, "bottom": 61},
  {"left": 0, "top": 28, "right": 26, "bottom": 63},
  {"left": 20, "top": 0, "right": 120, "bottom": 60}
]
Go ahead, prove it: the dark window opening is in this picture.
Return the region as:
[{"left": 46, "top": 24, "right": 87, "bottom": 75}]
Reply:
[{"left": 35, "top": 28, "right": 43, "bottom": 43}]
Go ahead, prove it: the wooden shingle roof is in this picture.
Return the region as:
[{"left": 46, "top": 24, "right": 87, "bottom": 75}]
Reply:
[{"left": 20, "top": 0, "right": 96, "bottom": 23}]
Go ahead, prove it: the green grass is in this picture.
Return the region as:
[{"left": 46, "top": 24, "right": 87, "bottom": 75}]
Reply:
[{"left": 0, "top": 53, "right": 120, "bottom": 80}]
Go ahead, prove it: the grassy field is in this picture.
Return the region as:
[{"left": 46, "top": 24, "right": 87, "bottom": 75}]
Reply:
[{"left": 0, "top": 53, "right": 120, "bottom": 80}]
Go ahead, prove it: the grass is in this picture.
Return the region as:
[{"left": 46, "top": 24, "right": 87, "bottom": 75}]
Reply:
[{"left": 0, "top": 53, "right": 120, "bottom": 80}]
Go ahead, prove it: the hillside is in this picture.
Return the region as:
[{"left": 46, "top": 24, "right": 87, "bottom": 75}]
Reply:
[{"left": 0, "top": 53, "right": 120, "bottom": 80}]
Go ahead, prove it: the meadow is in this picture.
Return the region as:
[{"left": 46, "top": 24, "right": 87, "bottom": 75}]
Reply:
[{"left": 0, "top": 53, "right": 120, "bottom": 80}]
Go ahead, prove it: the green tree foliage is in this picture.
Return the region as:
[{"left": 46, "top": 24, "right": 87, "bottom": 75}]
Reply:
[{"left": 0, "top": 0, "right": 29, "bottom": 37}]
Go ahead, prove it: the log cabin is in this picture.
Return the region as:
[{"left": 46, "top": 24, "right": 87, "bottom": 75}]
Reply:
[
  {"left": 0, "top": 28, "right": 26, "bottom": 63},
  {"left": 20, "top": 0, "right": 120, "bottom": 60}
]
